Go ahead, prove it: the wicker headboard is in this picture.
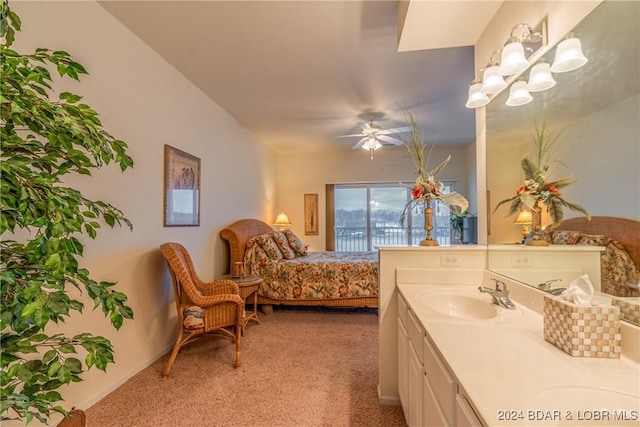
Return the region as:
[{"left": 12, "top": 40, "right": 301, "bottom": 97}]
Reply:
[
  {"left": 220, "top": 219, "right": 273, "bottom": 273},
  {"left": 555, "top": 216, "right": 640, "bottom": 269}
]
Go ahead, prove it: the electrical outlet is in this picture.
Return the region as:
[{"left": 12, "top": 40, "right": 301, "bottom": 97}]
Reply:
[
  {"left": 511, "top": 255, "right": 531, "bottom": 267},
  {"left": 441, "top": 255, "right": 459, "bottom": 266}
]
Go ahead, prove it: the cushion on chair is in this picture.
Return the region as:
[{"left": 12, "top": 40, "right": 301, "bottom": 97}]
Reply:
[
  {"left": 270, "top": 231, "right": 296, "bottom": 259},
  {"left": 284, "top": 229, "right": 307, "bottom": 256},
  {"left": 183, "top": 306, "right": 204, "bottom": 330},
  {"left": 255, "top": 233, "right": 284, "bottom": 260}
]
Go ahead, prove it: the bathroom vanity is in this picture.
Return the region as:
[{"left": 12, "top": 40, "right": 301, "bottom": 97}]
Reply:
[{"left": 378, "top": 246, "right": 640, "bottom": 427}]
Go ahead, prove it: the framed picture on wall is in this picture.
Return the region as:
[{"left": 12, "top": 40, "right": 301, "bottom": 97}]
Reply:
[
  {"left": 163, "top": 145, "right": 201, "bottom": 227},
  {"left": 304, "top": 193, "right": 319, "bottom": 235}
]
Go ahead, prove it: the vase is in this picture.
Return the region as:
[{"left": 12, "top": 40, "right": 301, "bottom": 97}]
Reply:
[
  {"left": 420, "top": 199, "right": 439, "bottom": 246},
  {"left": 526, "top": 204, "right": 549, "bottom": 246}
]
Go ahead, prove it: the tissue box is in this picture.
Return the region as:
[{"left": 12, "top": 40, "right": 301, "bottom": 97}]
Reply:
[
  {"left": 612, "top": 297, "right": 640, "bottom": 325},
  {"left": 543, "top": 295, "right": 621, "bottom": 359}
]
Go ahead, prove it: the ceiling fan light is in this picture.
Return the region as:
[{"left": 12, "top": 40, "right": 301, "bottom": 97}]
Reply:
[
  {"left": 498, "top": 41, "right": 529, "bottom": 76},
  {"left": 361, "top": 137, "right": 381, "bottom": 151},
  {"left": 551, "top": 37, "right": 588, "bottom": 73},
  {"left": 481, "top": 65, "right": 507, "bottom": 94},
  {"left": 527, "top": 62, "right": 556, "bottom": 92},
  {"left": 465, "top": 82, "right": 490, "bottom": 108},
  {"left": 505, "top": 81, "right": 533, "bottom": 106}
]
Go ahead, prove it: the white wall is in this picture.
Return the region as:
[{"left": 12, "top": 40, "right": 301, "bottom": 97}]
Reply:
[
  {"left": 8, "top": 1, "right": 276, "bottom": 422},
  {"left": 276, "top": 144, "right": 476, "bottom": 250}
]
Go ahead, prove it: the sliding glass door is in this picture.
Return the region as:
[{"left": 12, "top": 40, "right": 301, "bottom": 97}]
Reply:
[{"left": 332, "top": 183, "right": 456, "bottom": 251}]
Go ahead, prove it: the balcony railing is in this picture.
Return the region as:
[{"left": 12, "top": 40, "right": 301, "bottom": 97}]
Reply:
[{"left": 334, "top": 225, "right": 453, "bottom": 251}]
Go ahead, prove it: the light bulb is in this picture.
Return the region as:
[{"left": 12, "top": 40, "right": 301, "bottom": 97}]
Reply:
[
  {"left": 465, "top": 82, "right": 490, "bottom": 108},
  {"left": 498, "top": 41, "right": 529, "bottom": 76},
  {"left": 551, "top": 37, "right": 588, "bottom": 73},
  {"left": 527, "top": 62, "right": 556, "bottom": 92}
]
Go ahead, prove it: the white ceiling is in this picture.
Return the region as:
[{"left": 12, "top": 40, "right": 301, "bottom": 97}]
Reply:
[{"left": 99, "top": 1, "right": 502, "bottom": 154}]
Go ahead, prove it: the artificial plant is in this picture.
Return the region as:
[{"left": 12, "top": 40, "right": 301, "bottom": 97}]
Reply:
[
  {"left": 1, "top": 1, "right": 134, "bottom": 423},
  {"left": 493, "top": 118, "right": 590, "bottom": 226}
]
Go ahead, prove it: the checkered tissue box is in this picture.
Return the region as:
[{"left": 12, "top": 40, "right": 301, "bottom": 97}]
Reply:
[{"left": 543, "top": 295, "right": 621, "bottom": 359}]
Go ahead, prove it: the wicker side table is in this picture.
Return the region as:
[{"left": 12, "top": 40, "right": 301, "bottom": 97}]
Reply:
[{"left": 218, "top": 275, "right": 262, "bottom": 334}]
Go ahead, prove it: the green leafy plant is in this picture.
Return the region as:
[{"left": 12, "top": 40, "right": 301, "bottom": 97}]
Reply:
[{"left": 1, "top": 1, "right": 134, "bottom": 423}]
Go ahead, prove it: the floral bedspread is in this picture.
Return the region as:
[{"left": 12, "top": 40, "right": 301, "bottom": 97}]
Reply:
[
  {"left": 243, "top": 242, "right": 378, "bottom": 301},
  {"left": 544, "top": 230, "right": 640, "bottom": 297}
]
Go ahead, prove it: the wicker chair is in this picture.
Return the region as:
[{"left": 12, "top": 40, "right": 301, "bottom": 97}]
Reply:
[{"left": 160, "top": 242, "right": 244, "bottom": 376}]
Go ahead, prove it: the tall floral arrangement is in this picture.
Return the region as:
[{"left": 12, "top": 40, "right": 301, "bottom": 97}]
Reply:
[
  {"left": 494, "top": 118, "right": 589, "bottom": 226},
  {"left": 399, "top": 109, "right": 468, "bottom": 225}
]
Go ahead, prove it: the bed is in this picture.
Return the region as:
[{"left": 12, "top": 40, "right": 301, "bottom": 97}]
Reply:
[
  {"left": 547, "top": 216, "right": 640, "bottom": 297},
  {"left": 220, "top": 219, "right": 379, "bottom": 312}
]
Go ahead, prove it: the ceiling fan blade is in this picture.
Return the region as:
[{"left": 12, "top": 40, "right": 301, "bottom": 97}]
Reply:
[
  {"left": 378, "top": 126, "right": 412, "bottom": 135},
  {"left": 377, "top": 135, "right": 403, "bottom": 145},
  {"left": 335, "top": 133, "right": 366, "bottom": 139},
  {"left": 352, "top": 137, "right": 368, "bottom": 150}
]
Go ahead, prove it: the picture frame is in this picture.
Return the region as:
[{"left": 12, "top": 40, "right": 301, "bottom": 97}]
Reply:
[
  {"left": 163, "top": 145, "right": 201, "bottom": 227},
  {"left": 304, "top": 193, "right": 319, "bottom": 236}
]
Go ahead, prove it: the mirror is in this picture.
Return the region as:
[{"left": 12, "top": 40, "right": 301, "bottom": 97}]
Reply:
[{"left": 486, "top": 1, "right": 640, "bottom": 325}]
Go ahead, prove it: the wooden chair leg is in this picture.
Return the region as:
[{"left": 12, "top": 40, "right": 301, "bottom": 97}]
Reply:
[
  {"left": 162, "top": 330, "right": 185, "bottom": 377},
  {"left": 234, "top": 327, "right": 242, "bottom": 368}
]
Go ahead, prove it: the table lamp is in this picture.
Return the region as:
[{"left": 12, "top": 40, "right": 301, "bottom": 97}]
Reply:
[
  {"left": 514, "top": 210, "right": 533, "bottom": 243},
  {"left": 273, "top": 212, "right": 292, "bottom": 231}
]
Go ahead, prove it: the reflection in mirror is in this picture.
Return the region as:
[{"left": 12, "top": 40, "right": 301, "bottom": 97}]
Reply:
[{"left": 486, "top": 1, "right": 640, "bottom": 325}]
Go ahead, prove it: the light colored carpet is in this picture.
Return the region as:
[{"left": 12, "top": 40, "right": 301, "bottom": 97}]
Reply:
[{"left": 86, "top": 307, "right": 407, "bottom": 427}]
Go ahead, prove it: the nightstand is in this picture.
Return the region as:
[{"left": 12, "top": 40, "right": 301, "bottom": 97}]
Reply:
[{"left": 218, "top": 275, "right": 262, "bottom": 334}]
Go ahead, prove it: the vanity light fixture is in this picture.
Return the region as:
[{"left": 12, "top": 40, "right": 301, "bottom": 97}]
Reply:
[
  {"left": 465, "top": 79, "right": 490, "bottom": 108},
  {"left": 550, "top": 33, "right": 588, "bottom": 73},
  {"left": 497, "top": 23, "right": 545, "bottom": 76},
  {"left": 481, "top": 65, "right": 508, "bottom": 94},
  {"left": 498, "top": 41, "right": 530, "bottom": 76},
  {"left": 466, "top": 20, "right": 546, "bottom": 109},
  {"left": 480, "top": 49, "right": 508, "bottom": 94},
  {"left": 526, "top": 60, "right": 557, "bottom": 92},
  {"left": 505, "top": 80, "right": 533, "bottom": 106},
  {"left": 273, "top": 212, "right": 292, "bottom": 230}
]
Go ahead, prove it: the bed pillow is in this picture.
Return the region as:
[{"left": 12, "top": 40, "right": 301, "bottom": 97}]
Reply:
[
  {"left": 284, "top": 229, "right": 307, "bottom": 256},
  {"left": 552, "top": 230, "right": 583, "bottom": 245},
  {"left": 270, "top": 231, "right": 296, "bottom": 260},
  {"left": 255, "top": 233, "right": 284, "bottom": 260}
]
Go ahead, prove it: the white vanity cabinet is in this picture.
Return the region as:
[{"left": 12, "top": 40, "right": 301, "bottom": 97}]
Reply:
[
  {"left": 398, "top": 293, "right": 485, "bottom": 427},
  {"left": 397, "top": 294, "right": 425, "bottom": 426}
]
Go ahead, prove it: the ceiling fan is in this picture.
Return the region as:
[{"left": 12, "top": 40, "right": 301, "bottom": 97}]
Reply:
[{"left": 336, "top": 112, "right": 411, "bottom": 158}]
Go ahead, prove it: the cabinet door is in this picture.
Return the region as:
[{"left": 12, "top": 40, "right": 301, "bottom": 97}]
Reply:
[
  {"left": 423, "top": 372, "right": 449, "bottom": 427},
  {"left": 423, "top": 336, "right": 456, "bottom": 425},
  {"left": 408, "top": 343, "right": 423, "bottom": 427},
  {"left": 455, "top": 395, "right": 484, "bottom": 427},
  {"left": 397, "top": 318, "right": 408, "bottom": 411}
]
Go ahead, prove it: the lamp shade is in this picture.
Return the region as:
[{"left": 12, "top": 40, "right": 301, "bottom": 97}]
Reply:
[
  {"left": 527, "top": 62, "right": 556, "bottom": 92},
  {"left": 481, "top": 65, "right": 507, "bottom": 94},
  {"left": 273, "top": 212, "right": 292, "bottom": 230},
  {"left": 498, "top": 41, "right": 529, "bottom": 76},
  {"left": 551, "top": 37, "right": 588, "bottom": 73},
  {"left": 514, "top": 210, "right": 533, "bottom": 224},
  {"left": 505, "top": 81, "right": 533, "bottom": 106},
  {"left": 465, "top": 82, "right": 490, "bottom": 108}
]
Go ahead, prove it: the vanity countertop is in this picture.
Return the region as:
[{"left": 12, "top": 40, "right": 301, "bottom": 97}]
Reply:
[{"left": 397, "top": 283, "right": 640, "bottom": 427}]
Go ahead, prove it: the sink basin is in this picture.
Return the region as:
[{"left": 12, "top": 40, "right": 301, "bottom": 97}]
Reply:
[
  {"left": 526, "top": 386, "right": 640, "bottom": 426},
  {"left": 415, "top": 288, "right": 499, "bottom": 320}
]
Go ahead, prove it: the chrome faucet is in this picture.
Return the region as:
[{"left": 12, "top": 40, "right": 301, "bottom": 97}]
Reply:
[
  {"left": 537, "top": 279, "right": 562, "bottom": 291},
  {"left": 537, "top": 279, "right": 566, "bottom": 295},
  {"left": 478, "top": 279, "right": 516, "bottom": 310}
]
